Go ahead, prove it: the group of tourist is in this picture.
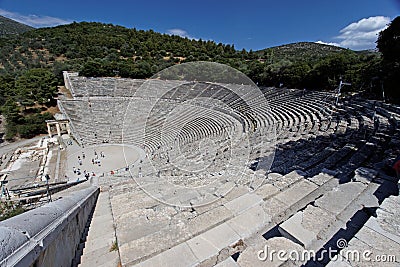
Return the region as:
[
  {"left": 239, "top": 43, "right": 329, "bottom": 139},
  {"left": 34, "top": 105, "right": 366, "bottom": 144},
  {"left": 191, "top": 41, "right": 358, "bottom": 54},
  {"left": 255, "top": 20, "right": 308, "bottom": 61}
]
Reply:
[{"left": 71, "top": 150, "right": 106, "bottom": 181}]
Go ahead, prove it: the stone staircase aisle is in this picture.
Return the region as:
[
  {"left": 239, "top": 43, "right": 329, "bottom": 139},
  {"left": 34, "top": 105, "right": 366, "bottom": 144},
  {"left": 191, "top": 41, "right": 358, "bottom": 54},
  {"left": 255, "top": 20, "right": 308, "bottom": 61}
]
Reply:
[{"left": 78, "top": 190, "right": 120, "bottom": 267}]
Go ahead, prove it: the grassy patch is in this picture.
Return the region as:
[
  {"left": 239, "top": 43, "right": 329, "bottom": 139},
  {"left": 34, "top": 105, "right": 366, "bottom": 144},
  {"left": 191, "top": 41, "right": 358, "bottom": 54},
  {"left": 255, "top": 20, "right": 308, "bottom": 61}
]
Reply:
[{"left": 110, "top": 240, "right": 118, "bottom": 252}]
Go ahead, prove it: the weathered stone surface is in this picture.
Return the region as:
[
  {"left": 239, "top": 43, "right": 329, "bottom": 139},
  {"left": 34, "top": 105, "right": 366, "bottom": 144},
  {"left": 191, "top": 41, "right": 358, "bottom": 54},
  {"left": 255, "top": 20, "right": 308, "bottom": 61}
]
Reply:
[
  {"left": 215, "top": 182, "right": 237, "bottom": 197},
  {"left": 236, "top": 245, "right": 268, "bottom": 267},
  {"left": 135, "top": 242, "right": 199, "bottom": 267},
  {"left": 278, "top": 205, "right": 335, "bottom": 248},
  {"left": 314, "top": 182, "right": 366, "bottom": 215},
  {"left": 224, "top": 193, "right": 263, "bottom": 215},
  {"left": 340, "top": 227, "right": 400, "bottom": 266},
  {"left": 223, "top": 185, "right": 251, "bottom": 202},
  {"left": 334, "top": 183, "right": 379, "bottom": 225},
  {"left": 274, "top": 179, "right": 318, "bottom": 207},
  {"left": 354, "top": 226, "right": 400, "bottom": 262},
  {"left": 265, "top": 173, "right": 283, "bottom": 184},
  {"left": 0, "top": 226, "right": 29, "bottom": 261},
  {"left": 116, "top": 215, "right": 167, "bottom": 245},
  {"left": 199, "top": 223, "right": 240, "bottom": 251},
  {"left": 0, "top": 186, "right": 99, "bottom": 267},
  {"left": 215, "top": 256, "right": 239, "bottom": 267},
  {"left": 254, "top": 183, "right": 279, "bottom": 200},
  {"left": 379, "top": 195, "right": 400, "bottom": 217},
  {"left": 353, "top": 167, "right": 377, "bottom": 184},
  {"left": 80, "top": 191, "right": 121, "bottom": 266},
  {"left": 191, "top": 193, "right": 224, "bottom": 213},
  {"left": 111, "top": 191, "right": 159, "bottom": 215},
  {"left": 273, "top": 170, "right": 305, "bottom": 190},
  {"left": 262, "top": 197, "right": 287, "bottom": 221},
  {"left": 307, "top": 173, "right": 333, "bottom": 186},
  {"left": 186, "top": 205, "right": 233, "bottom": 235},
  {"left": 227, "top": 205, "right": 272, "bottom": 239},
  {"left": 165, "top": 189, "right": 201, "bottom": 204},
  {"left": 365, "top": 195, "right": 400, "bottom": 243},
  {"left": 118, "top": 222, "right": 192, "bottom": 265},
  {"left": 115, "top": 205, "right": 178, "bottom": 245},
  {"left": 186, "top": 234, "right": 220, "bottom": 262},
  {"left": 80, "top": 248, "right": 119, "bottom": 267},
  {"left": 365, "top": 217, "right": 400, "bottom": 245}
]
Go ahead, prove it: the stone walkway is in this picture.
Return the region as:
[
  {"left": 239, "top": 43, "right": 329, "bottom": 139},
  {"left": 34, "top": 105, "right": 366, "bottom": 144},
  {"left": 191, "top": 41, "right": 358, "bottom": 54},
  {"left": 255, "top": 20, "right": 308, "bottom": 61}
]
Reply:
[{"left": 79, "top": 190, "right": 120, "bottom": 267}]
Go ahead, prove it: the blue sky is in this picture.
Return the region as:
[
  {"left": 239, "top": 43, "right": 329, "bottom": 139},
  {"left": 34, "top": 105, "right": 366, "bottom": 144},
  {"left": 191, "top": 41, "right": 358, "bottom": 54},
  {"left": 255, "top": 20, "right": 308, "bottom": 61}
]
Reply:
[{"left": 0, "top": 0, "right": 398, "bottom": 50}]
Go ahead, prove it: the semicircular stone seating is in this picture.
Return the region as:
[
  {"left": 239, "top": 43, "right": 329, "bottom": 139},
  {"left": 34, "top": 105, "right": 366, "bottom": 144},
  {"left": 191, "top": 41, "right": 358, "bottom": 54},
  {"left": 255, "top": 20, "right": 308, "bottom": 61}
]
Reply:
[{"left": 61, "top": 73, "right": 400, "bottom": 267}]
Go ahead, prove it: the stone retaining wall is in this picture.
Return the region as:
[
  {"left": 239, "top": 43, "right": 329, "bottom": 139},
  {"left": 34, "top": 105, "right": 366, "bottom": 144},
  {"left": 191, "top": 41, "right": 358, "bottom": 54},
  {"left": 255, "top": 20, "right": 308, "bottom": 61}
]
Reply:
[{"left": 0, "top": 185, "right": 99, "bottom": 267}]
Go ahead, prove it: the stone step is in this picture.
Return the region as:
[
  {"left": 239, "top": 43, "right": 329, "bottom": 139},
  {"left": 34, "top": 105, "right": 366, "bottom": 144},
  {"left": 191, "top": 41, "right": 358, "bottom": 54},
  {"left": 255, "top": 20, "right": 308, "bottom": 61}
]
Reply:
[
  {"left": 123, "top": 171, "right": 334, "bottom": 266},
  {"left": 277, "top": 178, "right": 381, "bottom": 255},
  {"left": 78, "top": 191, "right": 120, "bottom": 267},
  {"left": 80, "top": 248, "right": 119, "bottom": 267},
  {"left": 223, "top": 192, "right": 264, "bottom": 215},
  {"left": 333, "top": 195, "right": 400, "bottom": 266}
]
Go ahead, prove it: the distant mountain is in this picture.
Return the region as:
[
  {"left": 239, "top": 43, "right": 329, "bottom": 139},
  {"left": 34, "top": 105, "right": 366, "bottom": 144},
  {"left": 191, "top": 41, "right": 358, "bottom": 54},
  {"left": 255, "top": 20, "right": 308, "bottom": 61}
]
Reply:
[
  {"left": 256, "top": 42, "right": 349, "bottom": 64},
  {"left": 0, "top": 15, "right": 34, "bottom": 36}
]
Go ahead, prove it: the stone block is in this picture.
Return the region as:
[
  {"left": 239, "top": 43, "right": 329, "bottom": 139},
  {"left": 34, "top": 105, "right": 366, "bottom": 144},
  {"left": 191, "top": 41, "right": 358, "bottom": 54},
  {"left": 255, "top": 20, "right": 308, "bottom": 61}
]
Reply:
[
  {"left": 214, "top": 257, "right": 239, "bottom": 267},
  {"left": 254, "top": 183, "right": 279, "bottom": 200},
  {"left": 365, "top": 216, "right": 400, "bottom": 245},
  {"left": 186, "top": 234, "right": 220, "bottom": 262},
  {"left": 307, "top": 173, "right": 333, "bottom": 186},
  {"left": 118, "top": 223, "right": 191, "bottom": 265},
  {"left": 353, "top": 167, "right": 377, "bottom": 184},
  {"left": 187, "top": 205, "right": 233, "bottom": 235},
  {"left": 199, "top": 223, "right": 240, "bottom": 251},
  {"left": 354, "top": 226, "right": 400, "bottom": 262},
  {"left": 315, "top": 182, "right": 366, "bottom": 215},
  {"left": 273, "top": 170, "right": 305, "bottom": 190},
  {"left": 223, "top": 193, "right": 263, "bottom": 215},
  {"left": 135, "top": 242, "right": 199, "bottom": 267},
  {"left": 274, "top": 179, "right": 318, "bottom": 207},
  {"left": 261, "top": 197, "right": 287, "bottom": 222},
  {"left": 80, "top": 250, "right": 119, "bottom": 267},
  {"left": 227, "top": 205, "right": 272, "bottom": 239},
  {"left": 278, "top": 205, "right": 335, "bottom": 248}
]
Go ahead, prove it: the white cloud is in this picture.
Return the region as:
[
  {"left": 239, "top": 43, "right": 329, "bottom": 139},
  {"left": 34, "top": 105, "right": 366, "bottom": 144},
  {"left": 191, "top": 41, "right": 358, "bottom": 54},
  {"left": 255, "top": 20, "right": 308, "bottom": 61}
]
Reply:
[
  {"left": 0, "top": 9, "right": 72, "bottom": 28},
  {"left": 317, "top": 16, "right": 391, "bottom": 50},
  {"left": 166, "top": 28, "right": 195, "bottom": 39},
  {"left": 315, "top": 40, "right": 341, "bottom": 47}
]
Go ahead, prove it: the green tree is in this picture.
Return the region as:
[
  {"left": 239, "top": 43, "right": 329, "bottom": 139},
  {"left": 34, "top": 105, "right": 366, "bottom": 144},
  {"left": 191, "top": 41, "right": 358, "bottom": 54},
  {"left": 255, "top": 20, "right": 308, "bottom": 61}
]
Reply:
[
  {"left": 377, "top": 16, "right": 400, "bottom": 103},
  {"left": 15, "top": 69, "right": 58, "bottom": 105}
]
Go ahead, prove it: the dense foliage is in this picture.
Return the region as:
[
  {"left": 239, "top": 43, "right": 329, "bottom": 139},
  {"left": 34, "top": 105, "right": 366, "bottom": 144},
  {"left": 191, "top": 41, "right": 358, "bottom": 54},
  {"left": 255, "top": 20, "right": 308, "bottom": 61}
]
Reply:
[
  {"left": 0, "top": 15, "right": 33, "bottom": 36},
  {"left": 0, "top": 200, "right": 25, "bottom": 221},
  {"left": 0, "top": 21, "right": 379, "bottom": 89},
  {"left": 377, "top": 16, "right": 400, "bottom": 103},
  {"left": 0, "top": 69, "right": 57, "bottom": 140},
  {"left": 0, "top": 17, "right": 398, "bottom": 140}
]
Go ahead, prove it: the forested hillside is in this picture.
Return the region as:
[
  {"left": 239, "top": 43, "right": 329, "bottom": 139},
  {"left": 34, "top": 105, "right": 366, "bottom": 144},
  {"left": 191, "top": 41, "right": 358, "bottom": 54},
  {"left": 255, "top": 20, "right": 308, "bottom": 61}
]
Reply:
[
  {"left": 0, "top": 17, "right": 398, "bottom": 140},
  {"left": 0, "top": 21, "right": 380, "bottom": 90},
  {"left": 0, "top": 15, "right": 33, "bottom": 36}
]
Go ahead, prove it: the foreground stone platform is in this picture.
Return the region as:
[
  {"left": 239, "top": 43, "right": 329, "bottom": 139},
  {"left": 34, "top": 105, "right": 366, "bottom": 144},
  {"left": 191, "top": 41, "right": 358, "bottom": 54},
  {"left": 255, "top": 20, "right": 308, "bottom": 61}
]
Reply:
[{"left": 76, "top": 167, "right": 398, "bottom": 267}]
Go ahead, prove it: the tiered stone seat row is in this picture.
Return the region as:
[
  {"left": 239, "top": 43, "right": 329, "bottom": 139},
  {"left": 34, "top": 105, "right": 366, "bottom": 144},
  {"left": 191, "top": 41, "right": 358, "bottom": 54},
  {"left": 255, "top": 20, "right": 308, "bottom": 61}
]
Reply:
[{"left": 61, "top": 74, "right": 400, "bottom": 266}]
